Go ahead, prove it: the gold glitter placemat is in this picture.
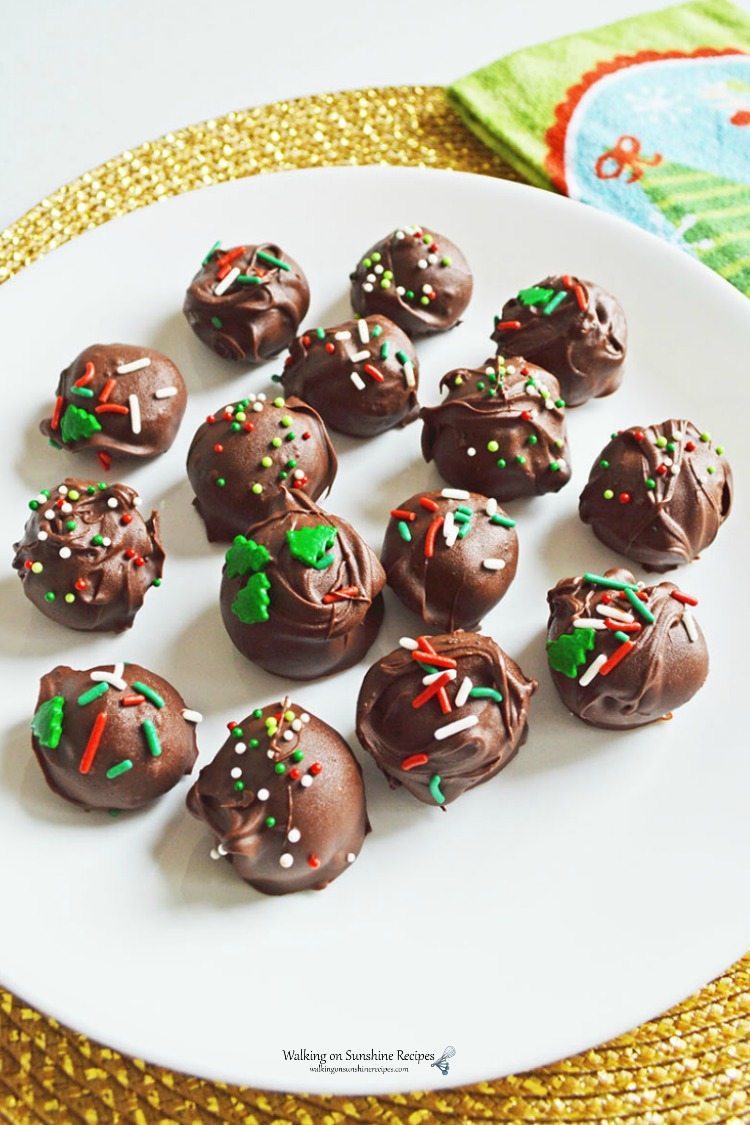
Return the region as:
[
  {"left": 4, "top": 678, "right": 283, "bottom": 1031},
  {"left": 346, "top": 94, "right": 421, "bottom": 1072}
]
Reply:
[{"left": 2, "top": 85, "right": 750, "bottom": 1124}]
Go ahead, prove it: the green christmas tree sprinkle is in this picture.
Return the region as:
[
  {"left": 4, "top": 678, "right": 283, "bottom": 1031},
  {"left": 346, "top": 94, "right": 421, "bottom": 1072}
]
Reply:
[
  {"left": 232, "top": 572, "right": 271, "bottom": 624},
  {"left": 59, "top": 404, "right": 102, "bottom": 444},
  {"left": 286, "top": 525, "right": 338, "bottom": 569},
  {"left": 225, "top": 535, "right": 271, "bottom": 579},
  {"left": 31, "top": 695, "right": 65, "bottom": 749},
  {"left": 546, "top": 628, "right": 596, "bottom": 678},
  {"left": 517, "top": 285, "right": 555, "bottom": 307}
]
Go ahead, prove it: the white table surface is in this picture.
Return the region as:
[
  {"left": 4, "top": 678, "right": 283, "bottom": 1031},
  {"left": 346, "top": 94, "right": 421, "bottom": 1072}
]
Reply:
[{"left": 5, "top": 0, "right": 749, "bottom": 231}]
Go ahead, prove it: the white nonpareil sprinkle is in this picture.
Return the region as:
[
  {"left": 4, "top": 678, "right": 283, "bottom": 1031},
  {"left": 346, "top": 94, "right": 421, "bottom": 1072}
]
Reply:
[
  {"left": 358, "top": 319, "right": 370, "bottom": 343},
  {"left": 434, "top": 714, "right": 479, "bottom": 740},
  {"left": 362, "top": 282, "right": 374, "bottom": 292},
  {"left": 288, "top": 828, "right": 301, "bottom": 843},
  {"left": 485, "top": 498, "right": 498, "bottom": 517},
  {"left": 466, "top": 447, "right": 476, "bottom": 457},
  {"left": 234, "top": 742, "right": 247, "bottom": 754},
  {"left": 61, "top": 502, "right": 72, "bottom": 514},
  {"left": 441, "top": 488, "right": 470, "bottom": 500},
  {"left": 351, "top": 349, "right": 370, "bottom": 363},
  {"left": 154, "top": 386, "right": 178, "bottom": 399},
  {"left": 417, "top": 258, "right": 428, "bottom": 269},
  {"left": 214, "top": 267, "right": 240, "bottom": 296},
  {"left": 422, "top": 668, "right": 457, "bottom": 685},
  {"left": 257, "top": 788, "right": 270, "bottom": 801},
  {"left": 253, "top": 401, "right": 264, "bottom": 412},
  {"left": 399, "top": 636, "right": 419, "bottom": 650},
  {"left": 347, "top": 852, "right": 356, "bottom": 863},
  {"left": 334, "top": 331, "right": 351, "bottom": 340},
  {"left": 291, "top": 719, "right": 302, "bottom": 732},
  {"left": 403, "top": 360, "right": 416, "bottom": 388},
  {"left": 300, "top": 775, "right": 313, "bottom": 788},
  {"left": 37, "top": 531, "right": 48, "bottom": 541},
  {"left": 217, "top": 843, "right": 228, "bottom": 856},
  {"left": 374, "top": 263, "right": 383, "bottom": 274},
  {"left": 682, "top": 610, "right": 698, "bottom": 642},
  {"left": 58, "top": 485, "right": 68, "bottom": 495},
  {"left": 129, "top": 394, "right": 142, "bottom": 435},
  {"left": 579, "top": 653, "right": 608, "bottom": 687},
  {"left": 90, "top": 670, "right": 127, "bottom": 690},
  {"left": 230, "top": 767, "right": 242, "bottom": 779},
  {"left": 300, "top": 713, "right": 310, "bottom": 724},
  {"left": 101, "top": 537, "right": 111, "bottom": 547},
  {"left": 396, "top": 286, "right": 405, "bottom": 295},
  {"left": 283, "top": 730, "right": 294, "bottom": 741},
  {"left": 350, "top": 371, "right": 366, "bottom": 391},
  {"left": 571, "top": 617, "right": 606, "bottom": 630},
  {"left": 107, "top": 497, "right": 118, "bottom": 509},
  {"left": 279, "top": 853, "right": 294, "bottom": 868},
  {"left": 455, "top": 677, "right": 472, "bottom": 708},
  {"left": 181, "top": 708, "right": 203, "bottom": 724},
  {"left": 210, "top": 849, "right": 220, "bottom": 861},
  {"left": 44, "top": 509, "right": 54, "bottom": 520},
  {"left": 59, "top": 547, "right": 71, "bottom": 559},
  {"left": 596, "top": 604, "right": 634, "bottom": 623},
  {"left": 116, "top": 356, "right": 151, "bottom": 374},
  {"left": 483, "top": 558, "right": 506, "bottom": 571}
]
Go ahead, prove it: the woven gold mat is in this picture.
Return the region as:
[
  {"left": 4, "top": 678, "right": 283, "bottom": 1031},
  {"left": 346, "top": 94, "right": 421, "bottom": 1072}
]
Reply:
[{"left": 2, "top": 85, "right": 750, "bottom": 1124}]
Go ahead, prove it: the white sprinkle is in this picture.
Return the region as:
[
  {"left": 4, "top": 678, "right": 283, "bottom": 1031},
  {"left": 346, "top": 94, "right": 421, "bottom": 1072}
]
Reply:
[
  {"left": 347, "top": 852, "right": 356, "bottom": 863},
  {"left": 350, "top": 371, "right": 366, "bottom": 391},
  {"left": 417, "top": 259, "right": 428, "bottom": 269},
  {"left": 113, "top": 663, "right": 125, "bottom": 680},
  {"left": 230, "top": 767, "right": 242, "bottom": 779},
  {"left": 441, "top": 488, "right": 470, "bottom": 500},
  {"left": 116, "top": 356, "right": 151, "bottom": 374},
  {"left": 363, "top": 282, "right": 374, "bottom": 292},
  {"left": 484, "top": 367, "right": 494, "bottom": 376},
  {"left": 59, "top": 547, "right": 72, "bottom": 559},
  {"left": 292, "top": 719, "right": 302, "bottom": 732},
  {"left": 396, "top": 285, "right": 405, "bottom": 295},
  {"left": 579, "top": 653, "right": 608, "bottom": 687},
  {"left": 434, "top": 714, "right": 479, "bottom": 740},
  {"left": 129, "top": 394, "right": 142, "bottom": 435},
  {"left": 214, "top": 267, "right": 240, "bottom": 296},
  {"left": 44, "top": 509, "right": 55, "bottom": 520},
  {"left": 253, "top": 401, "right": 264, "bottom": 412},
  {"left": 443, "top": 511, "right": 455, "bottom": 540},
  {"left": 485, "top": 498, "right": 498, "bottom": 516},
  {"left": 483, "top": 558, "right": 506, "bottom": 571},
  {"left": 210, "top": 849, "right": 220, "bottom": 861},
  {"left": 455, "top": 676, "right": 472, "bottom": 708},
  {"left": 132, "top": 496, "right": 141, "bottom": 506},
  {"left": 217, "top": 843, "right": 228, "bottom": 856},
  {"left": 374, "top": 263, "right": 383, "bottom": 274},
  {"left": 351, "top": 349, "right": 370, "bottom": 363},
  {"left": 400, "top": 636, "right": 419, "bottom": 650},
  {"left": 403, "top": 360, "right": 416, "bottom": 388},
  {"left": 61, "top": 502, "right": 73, "bottom": 514},
  {"left": 101, "top": 537, "right": 111, "bottom": 547},
  {"left": 596, "top": 604, "right": 634, "bottom": 623},
  {"left": 293, "top": 469, "right": 304, "bottom": 480},
  {"left": 427, "top": 253, "right": 438, "bottom": 265},
  {"left": 234, "top": 742, "right": 247, "bottom": 754},
  {"left": 422, "top": 283, "right": 432, "bottom": 294},
  {"left": 422, "top": 668, "right": 457, "bottom": 685},
  {"left": 395, "top": 229, "right": 405, "bottom": 239},
  {"left": 37, "top": 531, "right": 48, "bottom": 541},
  {"left": 682, "top": 610, "right": 698, "bottom": 642},
  {"left": 301, "top": 774, "right": 313, "bottom": 788},
  {"left": 35, "top": 493, "right": 47, "bottom": 505},
  {"left": 466, "top": 447, "right": 476, "bottom": 457},
  {"left": 288, "top": 828, "right": 301, "bottom": 843},
  {"left": 300, "top": 713, "right": 310, "bottom": 724},
  {"left": 154, "top": 386, "right": 178, "bottom": 399},
  {"left": 506, "top": 365, "right": 516, "bottom": 375},
  {"left": 283, "top": 730, "right": 294, "bottom": 741},
  {"left": 90, "top": 670, "right": 127, "bottom": 690},
  {"left": 334, "top": 331, "right": 352, "bottom": 341},
  {"left": 107, "top": 497, "right": 118, "bottom": 509},
  {"left": 572, "top": 617, "right": 607, "bottom": 630},
  {"left": 257, "top": 788, "right": 270, "bottom": 801},
  {"left": 247, "top": 393, "right": 257, "bottom": 402},
  {"left": 57, "top": 485, "right": 68, "bottom": 496},
  {"left": 258, "top": 394, "right": 267, "bottom": 401},
  {"left": 445, "top": 521, "right": 460, "bottom": 548},
  {"left": 279, "top": 853, "right": 294, "bottom": 868},
  {"left": 545, "top": 398, "right": 556, "bottom": 410},
  {"left": 357, "top": 319, "right": 370, "bottom": 343}
]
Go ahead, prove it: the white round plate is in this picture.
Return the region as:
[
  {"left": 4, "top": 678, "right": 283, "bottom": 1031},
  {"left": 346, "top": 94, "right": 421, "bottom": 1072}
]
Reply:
[{"left": 0, "top": 167, "right": 748, "bottom": 1096}]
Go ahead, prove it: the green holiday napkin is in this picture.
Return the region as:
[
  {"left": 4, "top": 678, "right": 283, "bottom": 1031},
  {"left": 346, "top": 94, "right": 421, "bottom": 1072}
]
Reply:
[{"left": 448, "top": 0, "right": 750, "bottom": 295}]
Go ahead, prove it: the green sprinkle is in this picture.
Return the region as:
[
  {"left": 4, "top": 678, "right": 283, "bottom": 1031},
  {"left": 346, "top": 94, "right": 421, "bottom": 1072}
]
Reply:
[
  {"left": 398, "top": 520, "right": 412, "bottom": 542},
  {"left": 496, "top": 459, "right": 506, "bottom": 469},
  {"left": 429, "top": 774, "right": 446, "bottom": 806},
  {"left": 416, "top": 661, "right": 438, "bottom": 675},
  {"left": 453, "top": 512, "right": 470, "bottom": 525},
  {"left": 457, "top": 522, "right": 472, "bottom": 540},
  {"left": 469, "top": 687, "right": 504, "bottom": 703},
  {"left": 265, "top": 816, "right": 276, "bottom": 828},
  {"left": 275, "top": 763, "right": 286, "bottom": 775},
  {"left": 106, "top": 760, "right": 133, "bottom": 780},
  {"left": 68, "top": 490, "right": 80, "bottom": 501},
  {"left": 528, "top": 435, "right": 538, "bottom": 446},
  {"left": 279, "top": 472, "right": 288, "bottom": 480},
  {"left": 65, "top": 593, "right": 75, "bottom": 604},
  {"left": 70, "top": 386, "right": 94, "bottom": 398},
  {"left": 236, "top": 274, "right": 261, "bottom": 284},
  {"left": 716, "top": 446, "right": 725, "bottom": 455},
  {"left": 249, "top": 739, "right": 259, "bottom": 748},
  {"left": 555, "top": 399, "right": 566, "bottom": 408},
  {"left": 614, "top": 631, "right": 630, "bottom": 644},
  {"left": 700, "top": 432, "right": 711, "bottom": 443},
  {"left": 78, "top": 682, "right": 109, "bottom": 706},
  {"left": 292, "top": 749, "right": 304, "bottom": 762},
  {"left": 286, "top": 459, "right": 297, "bottom": 469},
  {"left": 646, "top": 479, "right": 656, "bottom": 490},
  {"left": 29, "top": 500, "right": 39, "bottom": 511},
  {"left": 600, "top": 460, "right": 609, "bottom": 469},
  {"left": 253, "top": 709, "right": 263, "bottom": 718},
  {"left": 371, "top": 251, "right": 381, "bottom": 263},
  {"left": 285, "top": 432, "right": 295, "bottom": 442},
  {"left": 396, "top": 350, "right": 409, "bottom": 364},
  {"left": 280, "top": 414, "right": 292, "bottom": 427},
  {"left": 261, "top": 456, "right": 273, "bottom": 468},
  {"left": 152, "top": 578, "right": 161, "bottom": 587},
  {"left": 216, "top": 477, "right": 226, "bottom": 487},
  {"left": 142, "top": 719, "right": 162, "bottom": 757},
  {"left": 491, "top": 514, "right": 516, "bottom": 528},
  {"left": 549, "top": 462, "right": 560, "bottom": 472},
  {"left": 232, "top": 727, "right": 244, "bottom": 738},
  {"left": 287, "top": 524, "right": 337, "bottom": 569},
  {"left": 603, "top": 489, "right": 614, "bottom": 499},
  {"left": 487, "top": 440, "right": 499, "bottom": 453},
  {"left": 477, "top": 381, "right": 485, "bottom": 390},
  {"left": 271, "top": 436, "right": 282, "bottom": 448},
  {"left": 257, "top": 249, "right": 290, "bottom": 271},
  {"left": 132, "top": 682, "right": 165, "bottom": 709},
  {"left": 44, "top": 592, "right": 55, "bottom": 602},
  {"left": 583, "top": 573, "right": 638, "bottom": 592},
  {"left": 543, "top": 290, "right": 567, "bottom": 315},
  {"left": 380, "top": 342, "right": 390, "bottom": 360},
  {"left": 66, "top": 520, "right": 76, "bottom": 531},
  {"left": 517, "top": 284, "right": 555, "bottom": 307},
  {"left": 231, "top": 572, "right": 271, "bottom": 624},
  {"left": 707, "top": 465, "right": 716, "bottom": 474},
  {"left": 456, "top": 505, "right": 473, "bottom": 516},
  {"left": 405, "top": 290, "right": 414, "bottom": 299},
  {"left": 284, "top": 710, "right": 295, "bottom": 722},
  {"left": 252, "top": 483, "right": 263, "bottom": 494},
  {"left": 273, "top": 397, "right": 285, "bottom": 408},
  {"left": 371, "top": 323, "right": 383, "bottom": 337},
  {"left": 31, "top": 562, "right": 43, "bottom": 574},
  {"left": 625, "top": 587, "right": 656, "bottom": 623},
  {"left": 362, "top": 257, "right": 372, "bottom": 268},
  {"left": 419, "top": 294, "right": 428, "bottom": 303},
  {"left": 667, "top": 442, "right": 676, "bottom": 452},
  {"left": 234, "top": 781, "right": 245, "bottom": 791},
  {"left": 516, "top": 455, "right": 526, "bottom": 464},
  {"left": 60, "top": 404, "right": 102, "bottom": 444},
  {"left": 202, "top": 240, "right": 221, "bottom": 265},
  {"left": 546, "top": 628, "right": 596, "bottom": 678},
  {"left": 31, "top": 695, "right": 65, "bottom": 750},
  {"left": 656, "top": 436, "right": 667, "bottom": 448},
  {"left": 441, "top": 256, "right": 452, "bottom": 267}
]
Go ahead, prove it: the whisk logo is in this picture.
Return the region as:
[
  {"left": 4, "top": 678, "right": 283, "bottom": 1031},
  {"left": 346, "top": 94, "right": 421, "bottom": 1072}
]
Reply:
[{"left": 431, "top": 1045, "right": 456, "bottom": 1076}]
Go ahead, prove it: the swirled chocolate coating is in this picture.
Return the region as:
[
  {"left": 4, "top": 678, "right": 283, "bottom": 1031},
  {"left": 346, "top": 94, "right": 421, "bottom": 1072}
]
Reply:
[
  {"left": 491, "top": 276, "right": 627, "bottom": 407},
  {"left": 420, "top": 356, "right": 571, "bottom": 501},
  {"left": 357, "top": 632, "right": 537, "bottom": 807},
  {"left": 546, "top": 568, "right": 709, "bottom": 729},
  {"left": 579, "top": 420, "right": 732, "bottom": 571},
  {"left": 12, "top": 479, "right": 164, "bottom": 632},
  {"left": 219, "top": 488, "right": 385, "bottom": 680},
  {"left": 39, "top": 344, "right": 187, "bottom": 463},
  {"left": 31, "top": 662, "right": 199, "bottom": 810},
  {"left": 381, "top": 489, "right": 518, "bottom": 631},
  {"left": 186, "top": 392, "right": 337, "bottom": 542},
  {"left": 350, "top": 224, "right": 472, "bottom": 336},
  {"left": 183, "top": 241, "right": 310, "bottom": 362},
  {"left": 281, "top": 315, "right": 419, "bottom": 436},
  {"left": 187, "top": 701, "right": 368, "bottom": 895}
]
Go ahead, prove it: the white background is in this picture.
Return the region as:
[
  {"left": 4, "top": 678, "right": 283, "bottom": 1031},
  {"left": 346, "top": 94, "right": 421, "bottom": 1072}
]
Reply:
[{"left": 4, "top": 0, "right": 749, "bottom": 229}]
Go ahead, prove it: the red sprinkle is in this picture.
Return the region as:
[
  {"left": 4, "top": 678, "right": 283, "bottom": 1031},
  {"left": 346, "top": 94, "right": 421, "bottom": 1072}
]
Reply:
[
  {"left": 495, "top": 320, "right": 522, "bottom": 330},
  {"left": 573, "top": 284, "right": 587, "bottom": 310},
  {"left": 95, "top": 404, "right": 129, "bottom": 414},
  {"left": 125, "top": 548, "right": 136, "bottom": 559},
  {"left": 562, "top": 274, "right": 573, "bottom": 288},
  {"left": 97, "top": 451, "right": 111, "bottom": 471},
  {"left": 417, "top": 636, "right": 438, "bottom": 655},
  {"left": 134, "top": 557, "right": 145, "bottom": 567},
  {"left": 308, "top": 855, "right": 321, "bottom": 868},
  {"left": 75, "top": 579, "right": 86, "bottom": 591},
  {"left": 619, "top": 493, "right": 631, "bottom": 504},
  {"left": 424, "top": 516, "right": 444, "bottom": 558},
  {"left": 601, "top": 593, "right": 612, "bottom": 604},
  {"left": 121, "top": 513, "right": 133, "bottom": 525},
  {"left": 98, "top": 378, "right": 116, "bottom": 403},
  {"left": 301, "top": 335, "right": 311, "bottom": 347},
  {"left": 670, "top": 590, "right": 699, "bottom": 606},
  {"left": 228, "top": 721, "right": 238, "bottom": 730},
  {"left": 214, "top": 444, "right": 224, "bottom": 453},
  {"left": 206, "top": 414, "right": 216, "bottom": 424},
  {"left": 363, "top": 363, "right": 384, "bottom": 382},
  {"left": 521, "top": 410, "right": 534, "bottom": 421},
  {"left": 685, "top": 441, "right": 696, "bottom": 452},
  {"left": 310, "top": 762, "right": 322, "bottom": 776},
  {"left": 419, "top": 497, "right": 439, "bottom": 512},
  {"left": 322, "top": 586, "right": 360, "bottom": 604},
  {"left": 325, "top": 342, "right": 336, "bottom": 353},
  {"left": 289, "top": 768, "right": 301, "bottom": 780},
  {"left": 411, "top": 650, "right": 457, "bottom": 670},
  {"left": 79, "top": 711, "right": 107, "bottom": 774},
  {"left": 604, "top": 619, "right": 642, "bottom": 633},
  {"left": 437, "top": 686, "right": 452, "bottom": 715},
  {"left": 121, "top": 694, "right": 146, "bottom": 706},
  {"left": 51, "top": 395, "right": 64, "bottom": 431},
  {"left": 302, "top": 431, "right": 311, "bottom": 440},
  {"left": 401, "top": 754, "right": 429, "bottom": 771},
  {"left": 216, "top": 246, "right": 245, "bottom": 270},
  {"left": 244, "top": 422, "right": 254, "bottom": 432},
  {"left": 657, "top": 465, "right": 668, "bottom": 475},
  {"left": 74, "top": 364, "right": 95, "bottom": 387},
  {"left": 23, "top": 559, "right": 33, "bottom": 570},
  {"left": 412, "top": 671, "right": 452, "bottom": 709},
  {"left": 633, "top": 430, "right": 644, "bottom": 441},
  {"left": 599, "top": 641, "right": 634, "bottom": 676},
  {"left": 390, "top": 508, "right": 416, "bottom": 521}
]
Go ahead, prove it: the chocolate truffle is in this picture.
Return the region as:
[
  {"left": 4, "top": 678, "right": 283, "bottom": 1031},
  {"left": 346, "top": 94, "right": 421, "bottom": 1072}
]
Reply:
[
  {"left": 186, "top": 392, "right": 337, "bottom": 542},
  {"left": 357, "top": 632, "right": 537, "bottom": 807},
  {"left": 381, "top": 489, "right": 518, "bottom": 631},
  {"left": 491, "top": 276, "right": 627, "bottom": 407},
  {"left": 40, "top": 344, "right": 187, "bottom": 468},
  {"left": 187, "top": 700, "right": 368, "bottom": 895},
  {"left": 281, "top": 315, "right": 419, "bottom": 437},
  {"left": 31, "top": 662, "right": 200, "bottom": 810},
  {"left": 546, "top": 568, "right": 708, "bottom": 729},
  {"left": 420, "top": 356, "right": 571, "bottom": 501},
  {"left": 350, "top": 224, "right": 472, "bottom": 336},
  {"left": 183, "top": 240, "right": 310, "bottom": 362},
  {"left": 220, "top": 488, "right": 385, "bottom": 680},
  {"left": 12, "top": 479, "right": 164, "bottom": 632},
  {"left": 579, "top": 420, "right": 732, "bottom": 571}
]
